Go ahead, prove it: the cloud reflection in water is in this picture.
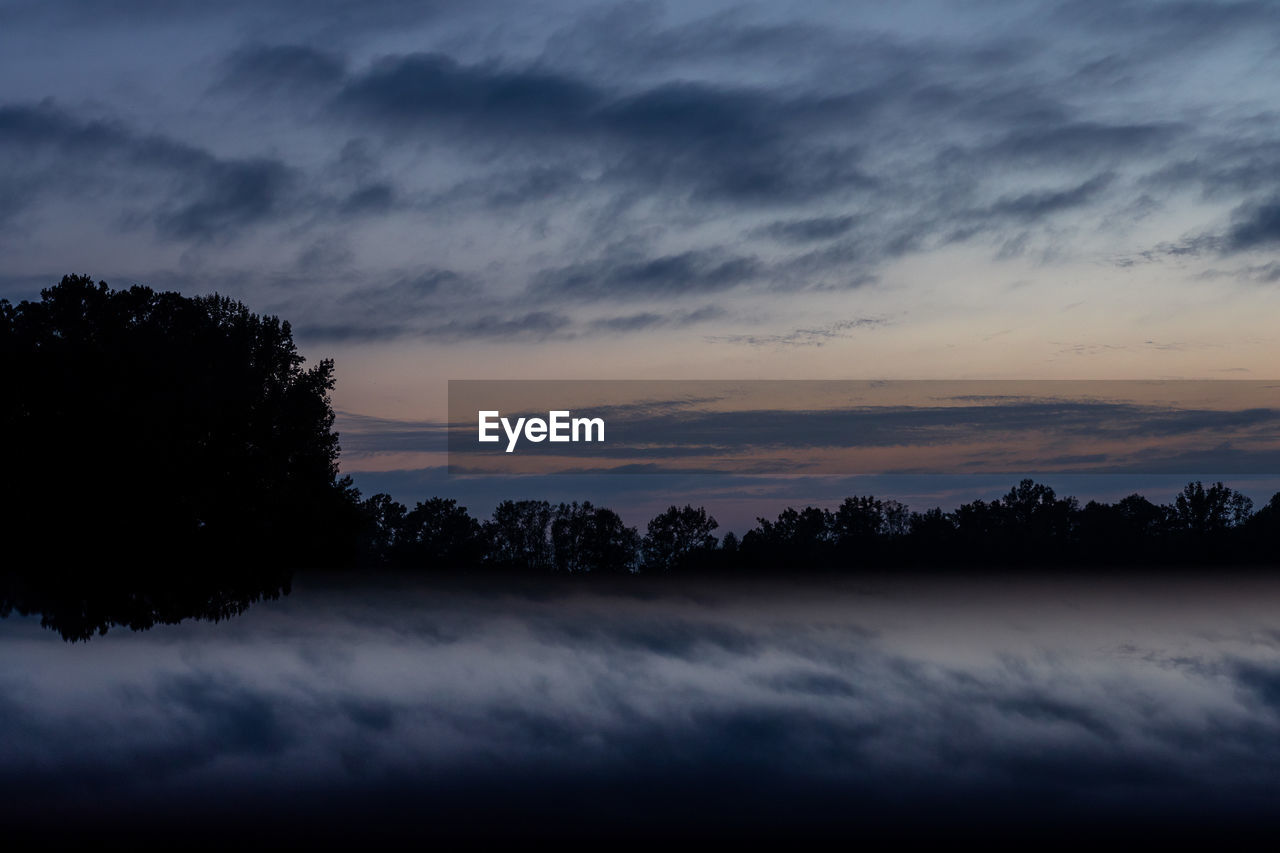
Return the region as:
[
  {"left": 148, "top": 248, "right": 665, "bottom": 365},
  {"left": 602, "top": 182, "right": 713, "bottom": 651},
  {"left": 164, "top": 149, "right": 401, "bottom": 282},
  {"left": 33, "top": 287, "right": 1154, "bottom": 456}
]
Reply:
[{"left": 3, "top": 574, "right": 1280, "bottom": 839}]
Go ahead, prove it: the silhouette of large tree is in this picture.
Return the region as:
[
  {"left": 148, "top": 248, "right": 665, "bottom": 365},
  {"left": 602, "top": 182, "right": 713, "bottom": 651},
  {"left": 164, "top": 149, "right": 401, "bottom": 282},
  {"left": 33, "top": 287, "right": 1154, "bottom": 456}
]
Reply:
[
  {"left": 396, "top": 497, "right": 485, "bottom": 569},
  {"left": 641, "top": 504, "right": 719, "bottom": 573},
  {"left": 1171, "top": 481, "right": 1253, "bottom": 536},
  {"left": 550, "top": 501, "right": 639, "bottom": 573},
  {"left": 484, "top": 499, "right": 555, "bottom": 573},
  {"left": 1, "top": 275, "right": 358, "bottom": 571}
]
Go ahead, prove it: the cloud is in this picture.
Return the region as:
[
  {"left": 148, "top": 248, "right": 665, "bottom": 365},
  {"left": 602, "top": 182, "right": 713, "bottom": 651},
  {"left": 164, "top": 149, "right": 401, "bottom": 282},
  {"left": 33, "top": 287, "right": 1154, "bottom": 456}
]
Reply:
[
  {"left": 303, "top": 309, "right": 571, "bottom": 343},
  {"left": 985, "top": 173, "right": 1115, "bottom": 220},
  {"left": 0, "top": 0, "right": 462, "bottom": 37},
  {"left": 333, "top": 53, "right": 602, "bottom": 136},
  {"left": 156, "top": 673, "right": 295, "bottom": 758},
  {"left": 333, "top": 411, "right": 448, "bottom": 454},
  {"left": 707, "top": 317, "right": 887, "bottom": 347},
  {"left": 1226, "top": 196, "right": 1280, "bottom": 250},
  {"left": 1235, "top": 660, "right": 1280, "bottom": 712},
  {"left": 9, "top": 0, "right": 1280, "bottom": 347},
  {"left": 759, "top": 669, "right": 860, "bottom": 698},
  {"left": 756, "top": 215, "right": 860, "bottom": 244},
  {"left": 532, "top": 248, "right": 762, "bottom": 300},
  {"left": 327, "top": 51, "right": 877, "bottom": 207},
  {"left": 297, "top": 274, "right": 723, "bottom": 344},
  {"left": 9, "top": 579, "right": 1280, "bottom": 837},
  {"left": 0, "top": 101, "right": 299, "bottom": 240},
  {"left": 987, "top": 121, "right": 1177, "bottom": 166},
  {"left": 587, "top": 305, "right": 725, "bottom": 332},
  {"left": 337, "top": 182, "right": 395, "bottom": 215},
  {"left": 340, "top": 269, "right": 464, "bottom": 306},
  {"left": 154, "top": 158, "right": 295, "bottom": 240}
]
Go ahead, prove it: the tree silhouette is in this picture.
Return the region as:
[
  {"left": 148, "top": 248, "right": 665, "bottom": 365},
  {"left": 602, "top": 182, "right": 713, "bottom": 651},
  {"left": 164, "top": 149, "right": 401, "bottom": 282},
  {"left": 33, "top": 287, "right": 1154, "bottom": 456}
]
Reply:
[
  {"left": 550, "top": 501, "right": 640, "bottom": 574},
  {"left": 1171, "top": 481, "right": 1253, "bottom": 536},
  {"left": 1, "top": 275, "right": 360, "bottom": 637},
  {"left": 741, "top": 506, "right": 836, "bottom": 571},
  {"left": 1077, "top": 494, "right": 1167, "bottom": 563},
  {"left": 3, "top": 275, "right": 358, "bottom": 568},
  {"left": 335, "top": 480, "right": 1280, "bottom": 578},
  {"left": 834, "top": 496, "right": 886, "bottom": 544},
  {"left": 396, "top": 498, "right": 485, "bottom": 570},
  {"left": 484, "top": 499, "right": 555, "bottom": 573},
  {"left": 641, "top": 504, "right": 719, "bottom": 573},
  {"left": 1245, "top": 492, "right": 1280, "bottom": 557},
  {"left": 357, "top": 492, "right": 410, "bottom": 568}
]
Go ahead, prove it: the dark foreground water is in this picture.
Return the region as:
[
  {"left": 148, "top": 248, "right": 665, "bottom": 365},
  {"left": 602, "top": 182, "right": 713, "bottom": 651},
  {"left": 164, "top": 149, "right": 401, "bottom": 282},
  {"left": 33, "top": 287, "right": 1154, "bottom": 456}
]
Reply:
[{"left": 5, "top": 573, "right": 1280, "bottom": 842}]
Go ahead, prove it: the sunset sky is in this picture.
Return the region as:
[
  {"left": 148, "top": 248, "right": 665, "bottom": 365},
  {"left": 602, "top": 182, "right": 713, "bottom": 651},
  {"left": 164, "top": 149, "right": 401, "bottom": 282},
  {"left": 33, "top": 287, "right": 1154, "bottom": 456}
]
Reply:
[{"left": 4, "top": 0, "right": 1280, "bottom": 522}]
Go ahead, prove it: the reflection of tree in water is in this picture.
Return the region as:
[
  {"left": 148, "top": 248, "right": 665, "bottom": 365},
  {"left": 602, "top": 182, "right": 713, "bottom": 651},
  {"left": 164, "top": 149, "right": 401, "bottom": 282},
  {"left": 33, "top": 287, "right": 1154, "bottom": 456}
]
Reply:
[
  {"left": 1, "top": 567, "right": 293, "bottom": 642},
  {"left": 2, "top": 275, "right": 358, "bottom": 640}
]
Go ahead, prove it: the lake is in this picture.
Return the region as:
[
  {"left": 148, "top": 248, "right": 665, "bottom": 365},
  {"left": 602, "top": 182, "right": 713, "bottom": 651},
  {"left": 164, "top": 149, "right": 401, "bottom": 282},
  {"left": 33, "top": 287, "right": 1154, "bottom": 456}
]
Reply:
[{"left": 4, "top": 572, "right": 1280, "bottom": 841}]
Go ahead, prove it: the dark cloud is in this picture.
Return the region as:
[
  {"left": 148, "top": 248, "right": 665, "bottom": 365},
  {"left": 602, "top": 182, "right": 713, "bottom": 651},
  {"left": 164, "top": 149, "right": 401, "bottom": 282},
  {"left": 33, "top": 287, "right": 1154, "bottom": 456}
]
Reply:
[
  {"left": 1235, "top": 661, "right": 1280, "bottom": 712},
  {"left": 1226, "top": 196, "right": 1280, "bottom": 250},
  {"left": 337, "top": 182, "right": 395, "bottom": 215},
  {"left": 334, "top": 53, "right": 602, "bottom": 136},
  {"left": 302, "top": 309, "right": 572, "bottom": 343},
  {"left": 1124, "top": 191, "right": 1280, "bottom": 263},
  {"left": 156, "top": 674, "right": 294, "bottom": 758},
  {"left": 986, "top": 173, "right": 1115, "bottom": 220},
  {"left": 425, "top": 311, "right": 571, "bottom": 341},
  {"left": 339, "top": 698, "right": 396, "bottom": 732},
  {"left": 154, "top": 158, "right": 295, "bottom": 240},
  {"left": 991, "top": 694, "right": 1117, "bottom": 741},
  {"left": 533, "top": 613, "right": 760, "bottom": 660},
  {"left": 532, "top": 248, "right": 762, "bottom": 300},
  {"left": 760, "top": 669, "right": 860, "bottom": 698},
  {"left": 6, "top": 0, "right": 1280, "bottom": 335},
  {"left": 987, "top": 121, "right": 1177, "bottom": 166},
  {"left": 587, "top": 305, "right": 725, "bottom": 332},
  {"left": 328, "top": 52, "right": 875, "bottom": 205},
  {"left": 0, "top": 101, "right": 299, "bottom": 240},
  {"left": 0, "top": 100, "right": 167, "bottom": 159},
  {"left": 756, "top": 214, "right": 859, "bottom": 244},
  {"left": 343, "top": 268, "right": 468, "bottom": 306},
  {"left": 298, "top": 274, "right": 724, "bottom": 344},
  {"left": 480, "top": 166, "right": 584, "bottom": 208}
]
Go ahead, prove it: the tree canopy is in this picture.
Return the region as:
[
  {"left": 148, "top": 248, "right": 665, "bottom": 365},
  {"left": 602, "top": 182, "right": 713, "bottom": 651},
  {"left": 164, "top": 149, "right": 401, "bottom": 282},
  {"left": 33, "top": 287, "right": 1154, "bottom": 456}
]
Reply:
[
  {"left": 345, "top": 478, "right": 1280, "bottom": 577},
  {"left": 1, "top": 274, "right": 359, "bottom": 570}
]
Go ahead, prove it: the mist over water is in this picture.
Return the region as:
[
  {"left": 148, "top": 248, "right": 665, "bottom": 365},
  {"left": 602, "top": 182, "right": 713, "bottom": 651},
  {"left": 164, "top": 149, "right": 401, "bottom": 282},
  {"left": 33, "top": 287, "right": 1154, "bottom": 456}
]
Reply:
[{"left": 5, "top": 573, "right": 1280, "bottom": 839}]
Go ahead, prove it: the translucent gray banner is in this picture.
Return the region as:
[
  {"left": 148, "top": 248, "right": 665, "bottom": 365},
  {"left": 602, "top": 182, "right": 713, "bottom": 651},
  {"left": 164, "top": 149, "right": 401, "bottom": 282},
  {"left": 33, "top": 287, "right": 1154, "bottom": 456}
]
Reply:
[{"left": 446, "top": 380, "right": 1280, "bottom": 476}]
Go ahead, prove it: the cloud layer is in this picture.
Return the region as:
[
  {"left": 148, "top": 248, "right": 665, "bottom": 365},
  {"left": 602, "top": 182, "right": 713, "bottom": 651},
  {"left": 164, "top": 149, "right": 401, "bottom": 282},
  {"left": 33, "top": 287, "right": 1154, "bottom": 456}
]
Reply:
[{"left": 5, "top": 0, "right": 1280, "bottom": 349}]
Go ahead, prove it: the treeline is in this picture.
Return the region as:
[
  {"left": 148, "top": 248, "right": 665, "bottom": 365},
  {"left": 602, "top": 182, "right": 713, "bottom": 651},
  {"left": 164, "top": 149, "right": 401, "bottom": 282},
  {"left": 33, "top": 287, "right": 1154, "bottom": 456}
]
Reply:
[
  {"left": 352, "top": 479, "right": 1280, "bottom": 574},
  {"left": 8, "top": 278, "right": 1280, "bottom": 581}
]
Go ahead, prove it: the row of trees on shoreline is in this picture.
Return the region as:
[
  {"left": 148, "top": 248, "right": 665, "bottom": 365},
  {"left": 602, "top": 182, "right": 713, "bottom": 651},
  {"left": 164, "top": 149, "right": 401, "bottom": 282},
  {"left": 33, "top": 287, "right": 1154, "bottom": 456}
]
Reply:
[
  {"left": 11, "top": 277, "right": 1280, "bottom": 640},
  {"left": 7, "top": 278, "right": 1280, "bottom": 579},
  {"left": 353, "top": 479, "right": 1280, "bottom": 573}
]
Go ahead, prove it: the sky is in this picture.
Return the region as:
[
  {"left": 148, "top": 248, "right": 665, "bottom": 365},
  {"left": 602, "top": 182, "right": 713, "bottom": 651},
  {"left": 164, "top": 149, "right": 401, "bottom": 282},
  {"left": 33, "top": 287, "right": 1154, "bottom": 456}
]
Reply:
[{"left": 4, "top": 0, "right": 1280, "bottom": 521}]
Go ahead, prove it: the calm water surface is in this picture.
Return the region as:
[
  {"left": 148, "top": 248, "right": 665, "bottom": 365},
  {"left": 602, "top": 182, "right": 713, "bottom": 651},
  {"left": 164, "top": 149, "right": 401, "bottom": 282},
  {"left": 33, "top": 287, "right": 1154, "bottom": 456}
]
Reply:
[{"left": 4, "top": 573, "right": 1280, "bottom": 839}]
